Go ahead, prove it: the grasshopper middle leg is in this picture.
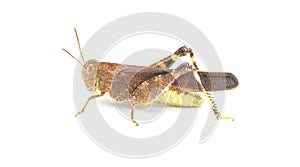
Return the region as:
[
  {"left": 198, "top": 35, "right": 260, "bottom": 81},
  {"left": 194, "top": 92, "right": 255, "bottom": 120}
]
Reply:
[
  {"left": 130, "top": 95, "right": 139, "bottom": 126},
  {"left": 129, "top": 63, "right": 191, "bottom": 126}
]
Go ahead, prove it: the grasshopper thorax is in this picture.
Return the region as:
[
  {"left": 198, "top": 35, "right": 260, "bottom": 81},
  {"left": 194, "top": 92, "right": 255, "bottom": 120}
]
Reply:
[{"left": 82, "top": 59, "right": 98, "bottom": 91}]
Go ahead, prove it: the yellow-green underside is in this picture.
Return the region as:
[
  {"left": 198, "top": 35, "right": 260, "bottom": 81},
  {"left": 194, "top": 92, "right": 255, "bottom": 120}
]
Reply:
[{"left": 153, "top": 90, "right": 204, "bottom": 107}]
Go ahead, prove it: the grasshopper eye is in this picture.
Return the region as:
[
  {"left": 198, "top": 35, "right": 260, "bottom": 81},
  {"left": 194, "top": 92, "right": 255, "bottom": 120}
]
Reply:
[{"left": 87, "top": 64, "right": 95, "bottom": 75}]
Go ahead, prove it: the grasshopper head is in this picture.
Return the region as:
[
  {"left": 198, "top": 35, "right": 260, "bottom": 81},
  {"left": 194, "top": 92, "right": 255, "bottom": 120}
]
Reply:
[
  {"left": 82, "top": 59, "right": 98, "bottom": 91},
  {"left": 62, "top": 28, "right": 100, "bottom": 92}
]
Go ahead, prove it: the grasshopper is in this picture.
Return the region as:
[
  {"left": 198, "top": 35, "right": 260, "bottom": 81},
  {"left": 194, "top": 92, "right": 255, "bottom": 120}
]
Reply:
[{"left": 62, "top": 28, "right": 238, "bottom": 126}]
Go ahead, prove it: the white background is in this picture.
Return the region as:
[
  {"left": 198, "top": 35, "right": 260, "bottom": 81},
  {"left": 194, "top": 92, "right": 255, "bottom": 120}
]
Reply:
[{"left": 1, "top": 0, "right": 300, "bottom": 166}]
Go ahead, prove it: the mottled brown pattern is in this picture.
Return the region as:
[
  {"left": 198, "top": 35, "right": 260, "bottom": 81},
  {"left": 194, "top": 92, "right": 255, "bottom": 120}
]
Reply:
[
  {"left": 97, "top": 62, "right": 126, "bottom": 92},
  {"left": 108, "top": 64, "right": 170, "bottom": 102},
  {"left": 132, "top": 73, "right": 175, "bottom": 104},
  {"left": 97, "top": 62, "right": 238, "bottom": 95},
  {"left": 131, "top": 63, "right": 189, "bottom": 104}
]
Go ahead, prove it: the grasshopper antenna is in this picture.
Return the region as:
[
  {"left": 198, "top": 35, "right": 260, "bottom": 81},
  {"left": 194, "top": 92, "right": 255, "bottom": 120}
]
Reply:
[
  {"left": 62, "top": 48, "right": 83, "bottom": 66},
  {"left": 74, "top": 27, "right": 86, "bottom": 64},
  {"left": 62, "top": 28, "right": 86, "bottom": 67}
]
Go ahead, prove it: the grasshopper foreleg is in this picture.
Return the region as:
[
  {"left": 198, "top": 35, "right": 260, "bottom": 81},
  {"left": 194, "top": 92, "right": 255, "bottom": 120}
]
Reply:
[{"left": 75, "top": 92, "right": 105, "bottom": 117}]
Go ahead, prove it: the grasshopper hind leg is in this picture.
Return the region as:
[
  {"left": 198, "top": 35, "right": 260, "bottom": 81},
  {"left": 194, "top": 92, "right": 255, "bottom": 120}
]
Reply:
[
  {"left": 189, "top": 50, "right": 234, "bottom": 121},
  {"left": 150, "top": 46, "right": 234, "bottom": 121},
  {"left": 150, "top": 46, "right": 191, "bottom": 69}
]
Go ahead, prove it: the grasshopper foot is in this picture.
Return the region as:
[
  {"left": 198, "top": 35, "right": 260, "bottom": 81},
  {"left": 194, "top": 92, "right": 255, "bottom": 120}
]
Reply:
[
  {"left": 216, "top": 114, "right": 234, "bottom": 122},
  {"left": 132, "top": 119, "right": 139, "bottom": 126},
  {"left": 75, "top": 111, "right": 83, "bottom": 117}
]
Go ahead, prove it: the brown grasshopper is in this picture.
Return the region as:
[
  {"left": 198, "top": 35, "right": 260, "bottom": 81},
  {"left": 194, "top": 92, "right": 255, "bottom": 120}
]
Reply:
[{"left": 62, "top": 28, "right": 238, "bottom": 126}]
